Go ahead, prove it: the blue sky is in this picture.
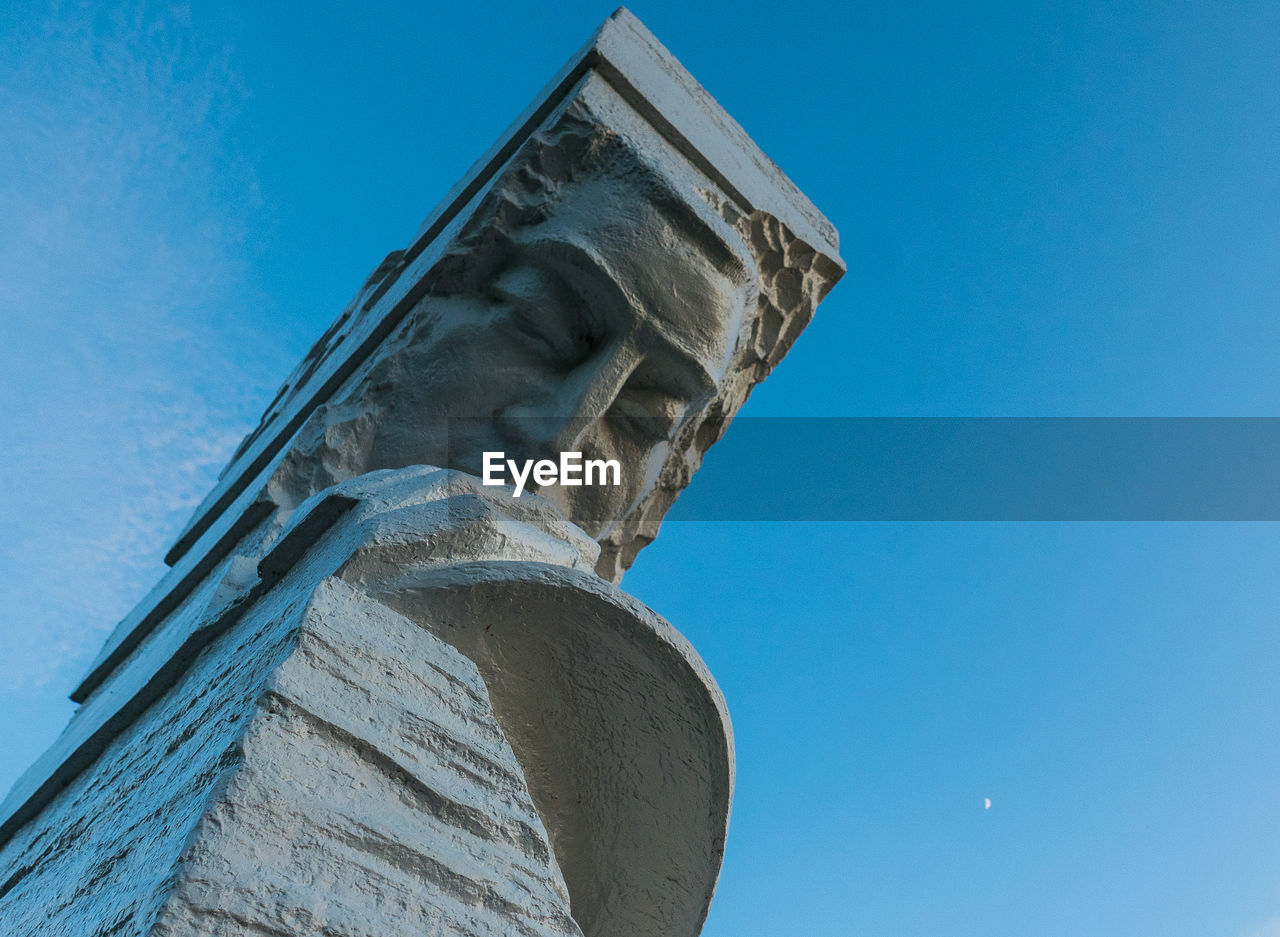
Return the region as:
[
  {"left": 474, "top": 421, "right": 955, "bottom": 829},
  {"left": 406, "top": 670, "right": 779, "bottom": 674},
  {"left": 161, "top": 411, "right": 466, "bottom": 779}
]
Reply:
[{"left": 2, "top": 2, "right": 1279, "bottom": 935}]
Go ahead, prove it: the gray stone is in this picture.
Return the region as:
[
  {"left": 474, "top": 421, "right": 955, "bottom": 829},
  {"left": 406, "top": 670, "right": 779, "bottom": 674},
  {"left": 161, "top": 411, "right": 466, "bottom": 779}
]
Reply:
[
  {"left": 0, "top": 573, "right": 581, "bottom": 937},
  {"left": 160, "top": 6, "right": 844, "bottom": 587},
  {"left": 1, "top": 470, "right": 733, "bottom": 937},
  {"left": 0, "top": 9, "right": 839, "bottom": 937},
  {"left": 71, "top": 6, "right": 842, "bottom": 707},
  {"left": 154, "top": 579, "right": 582, "bottom": 937}
]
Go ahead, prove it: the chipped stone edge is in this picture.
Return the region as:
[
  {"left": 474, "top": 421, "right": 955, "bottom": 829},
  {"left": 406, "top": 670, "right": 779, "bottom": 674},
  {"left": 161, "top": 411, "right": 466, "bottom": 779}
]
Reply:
[{"left": 158, "top": 5, "right": 844, "bottom": 577}]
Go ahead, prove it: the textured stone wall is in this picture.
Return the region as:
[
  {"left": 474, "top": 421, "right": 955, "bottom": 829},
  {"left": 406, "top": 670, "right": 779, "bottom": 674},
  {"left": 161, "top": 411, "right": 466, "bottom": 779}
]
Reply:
[
  {"left": 0, "top": 576, "right": 579, "bottom": 937},
  {"left": 0, "top": 562, "right": 309, "bottom": 935},
  {"left": 153, "top": 579, "right": 579, "bottom": 937},
  {"left": 0, "top": 10, "right": 841, "bottom": 937},
  {"left": 0, "top": 468, "right": 735, "bottom": 937}
]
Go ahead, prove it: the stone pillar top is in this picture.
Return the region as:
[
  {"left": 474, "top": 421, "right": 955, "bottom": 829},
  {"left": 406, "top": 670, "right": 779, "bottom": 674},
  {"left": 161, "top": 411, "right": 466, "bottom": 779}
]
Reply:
[
  {"left": 74, "top": 7, "right": 843, "bottom": 702},
  {"left": 162, "top": 7, "right": 842, "bottom": 565}
]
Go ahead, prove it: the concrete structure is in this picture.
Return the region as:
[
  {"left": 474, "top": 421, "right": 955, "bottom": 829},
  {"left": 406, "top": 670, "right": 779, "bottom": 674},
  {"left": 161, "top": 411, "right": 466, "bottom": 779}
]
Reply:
[{"left": 0, "top": 9, "right": 842, "bottom": 937}]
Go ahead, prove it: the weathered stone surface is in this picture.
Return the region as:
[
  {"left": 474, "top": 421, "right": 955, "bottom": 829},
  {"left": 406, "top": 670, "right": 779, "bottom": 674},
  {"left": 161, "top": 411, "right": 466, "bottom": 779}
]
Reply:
[
  {"left": 1, "top": 9, "right": 840, "bottom": 937},
  {"left": 153, "top": 579, "right": 581, "bottom": 937},
  {"left": 0, "top": 572, "right": 581, "bottom": 937},
  {"left": 256, "top": 76, "right": 842, "bottom": 586},
  {"left": 362, "top": 565, "right": 734, "bottom": 937},
  {"left": 71, "top": 8, "right": 844, "bottom": 708},
  {"left": 1, "top": 469, "right": 733, "bottom": 937},
  {"left": 1, "top": 468, "right": 596, "bottom": 846},
  {"left": 0, "top": 545, "right": 311, "bottom": 935},
  {"left": 323, "top": 470, "right": 736, "bottom": 937},
  {"left": 160, "top": 7, "right": 844, "bottom": 587}
]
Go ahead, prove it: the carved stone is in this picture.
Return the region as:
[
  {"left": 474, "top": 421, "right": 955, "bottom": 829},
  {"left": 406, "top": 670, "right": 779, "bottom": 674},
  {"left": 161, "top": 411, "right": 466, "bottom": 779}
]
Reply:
[
  {"left": 0, "top": 470, "right": 731, "bottom": 937},
  {"left": 0, "top": 9, "right": 840, "bottom": 937},
  {"left": 161, "top": 10, "right": 842, "bottom": 586}
]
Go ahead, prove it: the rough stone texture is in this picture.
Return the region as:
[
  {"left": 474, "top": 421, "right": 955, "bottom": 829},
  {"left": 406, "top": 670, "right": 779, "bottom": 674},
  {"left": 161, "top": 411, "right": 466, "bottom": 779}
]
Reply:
[
  {"left": 70, "top": 7, "right": 845, "bottom": 707},
  {"left": 361, "top": 564, "right": 734, "bottom": 937},
  {"left": 0, "top": 470, "right": 732, "bottom": 937},
  {"left": 0, "top": 9, "right": 840, "bottom": 937},
  {"left": 256, "top": 75, "right": 843, "bottom": 584},
  {"left": 152, "top": 579, "right": 580, "bottom": 937},
  {"left": 161, "top": 8, "right": 844, "bottom": 585},
  {"left": 3, "top": 469, "right": 600, "bottom": 846},
  {"left": 315, "top": 470, "right": 735, "bottom": 937},
  {"left": 0, "top": 548, "right": 312, "bottom": 935},
  {"left": 0, "top": 570, "right": 579, "bottom": 937}
]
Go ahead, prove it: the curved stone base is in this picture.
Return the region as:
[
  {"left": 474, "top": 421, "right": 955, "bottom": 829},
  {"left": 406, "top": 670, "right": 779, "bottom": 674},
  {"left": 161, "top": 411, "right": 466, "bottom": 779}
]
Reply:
[{"left": 0, "top": 468, "right": 732, "bottom": 937}]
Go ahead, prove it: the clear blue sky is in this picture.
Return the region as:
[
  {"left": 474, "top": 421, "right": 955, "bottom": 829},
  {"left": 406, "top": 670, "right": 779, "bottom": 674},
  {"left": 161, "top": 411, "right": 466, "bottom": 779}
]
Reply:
[{"left": 2, "top": 2, "right": 1279, "bottom": 936}]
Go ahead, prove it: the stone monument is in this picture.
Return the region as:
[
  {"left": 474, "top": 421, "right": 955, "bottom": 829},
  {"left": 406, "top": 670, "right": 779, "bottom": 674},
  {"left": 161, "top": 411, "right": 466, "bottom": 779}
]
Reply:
[{"left": 0, "top": 10, "right": 842, "bottom": 937}]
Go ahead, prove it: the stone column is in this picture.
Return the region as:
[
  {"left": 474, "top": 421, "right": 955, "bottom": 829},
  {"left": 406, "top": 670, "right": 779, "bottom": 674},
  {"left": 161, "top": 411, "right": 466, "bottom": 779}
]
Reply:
[{"left": 0, "top": 9, "right": 841, "bottom": 937}]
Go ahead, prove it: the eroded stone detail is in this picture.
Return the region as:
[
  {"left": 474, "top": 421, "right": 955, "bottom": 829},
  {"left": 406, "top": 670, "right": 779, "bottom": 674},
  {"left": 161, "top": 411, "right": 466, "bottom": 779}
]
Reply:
[
  {"left": 229, "top": 84, "right": 842, "bottom": 583},
  {"left": 0, "top": 562, "right": 309, "bottom": 935},
  {"left": 0, "top": 571, "right": 582, "bottom": 937},
  {"left": 0, "top": 469, "right": 733, "bottom": 937},
  {"left": 153, "top": 580, "right": 581, "bottom": 937},
  {"left": 0, "top": 9, "right": 839, "bottom": 937}
]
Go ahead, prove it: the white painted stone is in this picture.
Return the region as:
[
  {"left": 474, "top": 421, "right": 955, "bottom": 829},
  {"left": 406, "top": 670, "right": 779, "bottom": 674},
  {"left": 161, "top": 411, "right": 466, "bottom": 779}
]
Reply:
[
  {"left": 1, "top": 469, "right": 732, "bottom": 937},
  {"left": 160, "top": 7, "right": 844, "bottom": 587},
  {"left": 0, "top": 549, "right": 318, "bottom": 934},
  {"left": 4, "top": 468, "right": 597, "bottom": 841},
  {"left": 1, "top": 9, "right": 841, "bottom": 937},
  {"left": 153, "top": 579, "right": 582, "bottom": 937}
]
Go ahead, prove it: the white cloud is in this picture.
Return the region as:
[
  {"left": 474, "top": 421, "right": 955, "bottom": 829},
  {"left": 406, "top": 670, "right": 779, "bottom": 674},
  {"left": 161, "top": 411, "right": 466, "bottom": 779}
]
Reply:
[
  {"left": 1243, "top": 921, "right": 1280, "bottom": 937},
  {"left": 0, "top": 0, "right": 281, "bottom": 705}
]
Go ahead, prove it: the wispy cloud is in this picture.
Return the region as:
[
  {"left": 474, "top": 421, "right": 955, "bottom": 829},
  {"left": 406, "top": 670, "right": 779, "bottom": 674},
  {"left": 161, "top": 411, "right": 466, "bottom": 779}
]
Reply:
[{"left": 0, "top": 1, "right": 281, "bottom": 706}]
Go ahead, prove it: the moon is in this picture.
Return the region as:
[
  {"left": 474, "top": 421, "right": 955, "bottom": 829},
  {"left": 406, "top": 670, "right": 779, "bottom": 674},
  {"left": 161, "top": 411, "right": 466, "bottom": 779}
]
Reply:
[{"left": 984, "top": 797, "right": 992, "bottom": 810}]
